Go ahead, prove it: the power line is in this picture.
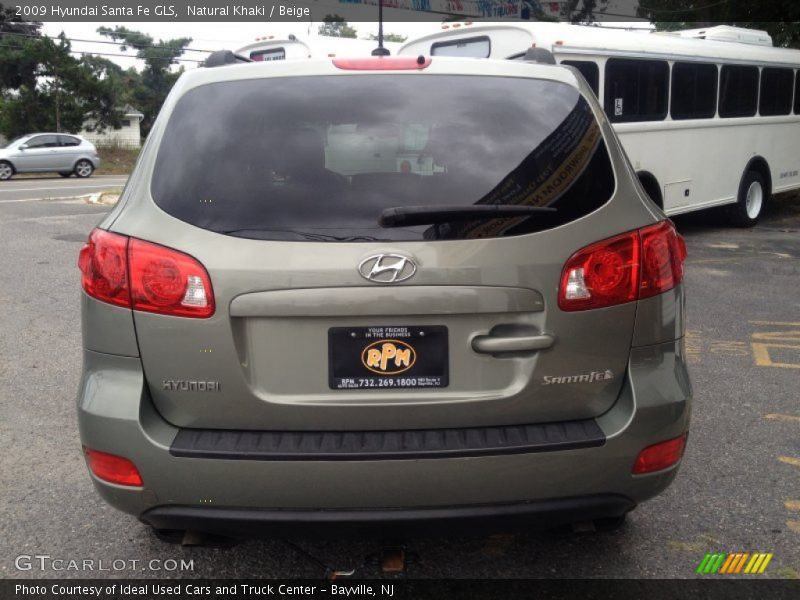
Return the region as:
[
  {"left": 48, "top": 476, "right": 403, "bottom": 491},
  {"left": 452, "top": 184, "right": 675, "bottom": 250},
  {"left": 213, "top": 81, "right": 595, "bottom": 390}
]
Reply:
[
  {"left": 0, "top": 42, "right": 204, "bottom": 63},
  {"left": 0, "top": 30, "right": 214, "bottom": 54}
]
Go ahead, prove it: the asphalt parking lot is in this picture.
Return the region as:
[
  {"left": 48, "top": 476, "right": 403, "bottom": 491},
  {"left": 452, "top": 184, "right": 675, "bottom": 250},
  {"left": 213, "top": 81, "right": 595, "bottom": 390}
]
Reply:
[{"left": 0, "top": 186, "right": 798, "bottom": 580}]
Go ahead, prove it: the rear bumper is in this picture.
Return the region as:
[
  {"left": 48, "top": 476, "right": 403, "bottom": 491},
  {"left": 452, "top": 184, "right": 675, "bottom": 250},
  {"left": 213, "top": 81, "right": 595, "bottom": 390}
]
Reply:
[
  {"left": 141, "top": 495, "right": 635, "bottom": 539},
  {"left": 77, "top": 338, "right": 691, "bottom": 533}
]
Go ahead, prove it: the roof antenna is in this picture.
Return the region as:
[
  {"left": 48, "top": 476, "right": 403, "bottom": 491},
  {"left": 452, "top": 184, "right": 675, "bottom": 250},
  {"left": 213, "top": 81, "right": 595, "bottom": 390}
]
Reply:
[{"left": 371, "top": 0, "right": 391, "bottom": 56}]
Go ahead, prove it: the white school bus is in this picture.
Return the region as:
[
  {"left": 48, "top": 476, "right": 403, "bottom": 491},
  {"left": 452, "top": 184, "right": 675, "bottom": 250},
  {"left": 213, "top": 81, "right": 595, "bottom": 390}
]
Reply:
[{"left": 400, "top": 23, "right": 800, "bottom": 225}]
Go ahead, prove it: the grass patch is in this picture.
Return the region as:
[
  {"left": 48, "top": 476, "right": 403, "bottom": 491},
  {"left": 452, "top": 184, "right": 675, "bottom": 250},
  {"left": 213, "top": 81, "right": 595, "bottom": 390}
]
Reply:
[
  {"left": 96, "top": 143, "right": 140, "bottom": 175},
  {"left": 774, "top": 566, "right": 799, "bottom": 579}
]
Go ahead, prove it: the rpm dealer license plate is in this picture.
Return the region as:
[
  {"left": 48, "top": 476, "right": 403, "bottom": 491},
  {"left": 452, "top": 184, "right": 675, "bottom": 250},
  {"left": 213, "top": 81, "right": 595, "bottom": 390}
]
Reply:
[{"left": 329, "top": 326, "right": 448, "bottom": 390}]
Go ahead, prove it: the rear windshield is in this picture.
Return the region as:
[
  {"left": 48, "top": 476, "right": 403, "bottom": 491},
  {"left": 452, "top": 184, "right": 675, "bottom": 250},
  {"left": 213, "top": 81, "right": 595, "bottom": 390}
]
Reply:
[{"left": 152, "top": 75, "right": 615, "bottom": 242}]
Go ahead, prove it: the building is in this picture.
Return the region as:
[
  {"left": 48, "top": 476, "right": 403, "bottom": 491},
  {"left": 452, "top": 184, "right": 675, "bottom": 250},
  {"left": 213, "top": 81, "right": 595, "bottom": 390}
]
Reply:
[{"left": 81, "top": 106, "right": 144, "bottom": 148}]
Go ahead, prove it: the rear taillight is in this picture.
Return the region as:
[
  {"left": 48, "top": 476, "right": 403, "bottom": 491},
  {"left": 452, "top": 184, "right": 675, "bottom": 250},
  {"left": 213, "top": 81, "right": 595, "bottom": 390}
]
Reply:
[
  {"left": 559, "top": 230, "right": 640, "bottom": 311},
  {"left": 632, "top": 434, "right": 688, "bottom": 474},
  {"left": 79, "top": 229, "right": 214, "bottom": 318},
  {"left": 84, "top": 447, "right": 143, "bottom": 486},
  {"left": 558, "top": 220, "right": 686, "bottom": 311},
  {"left": 128, "top": 239, "right": 214, "bottom": 318}
]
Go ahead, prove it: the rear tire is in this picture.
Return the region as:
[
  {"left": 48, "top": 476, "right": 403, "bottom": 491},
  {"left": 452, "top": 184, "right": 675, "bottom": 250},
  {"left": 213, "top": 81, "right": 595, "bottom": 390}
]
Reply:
[
  {"left": 728, "top": 170, "right": 767, "bottom": 227},
  {"left": 59, "top": 171, "right": 72, "bottom": 178},
  {"left": 0, "top": 161, "right": 13, "bottom": 181},
  {"left": 74, "top": 159, "right": 94, "bottom": 178}
]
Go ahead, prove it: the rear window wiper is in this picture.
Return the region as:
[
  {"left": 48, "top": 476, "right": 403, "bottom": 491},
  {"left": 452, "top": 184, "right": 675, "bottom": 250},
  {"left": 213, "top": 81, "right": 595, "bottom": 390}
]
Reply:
[
  {"left": 219, "top": 228, "right": 382, "bottom": 242},
  {"left": 378, "top": 205, "right": 557, "bottom": 228}
]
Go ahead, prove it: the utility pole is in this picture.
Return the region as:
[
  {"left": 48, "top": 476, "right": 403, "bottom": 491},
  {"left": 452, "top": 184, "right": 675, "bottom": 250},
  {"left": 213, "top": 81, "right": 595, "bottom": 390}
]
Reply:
[{"left": 54, "top": 64, "right": 61, "bottom": 133}]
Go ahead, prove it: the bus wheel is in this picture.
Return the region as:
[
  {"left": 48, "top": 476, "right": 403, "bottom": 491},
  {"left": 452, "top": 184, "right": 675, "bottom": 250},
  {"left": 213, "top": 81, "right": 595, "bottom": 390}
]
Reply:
[{"left": 728, "top": 170, "right": 766, "bottom": 227}]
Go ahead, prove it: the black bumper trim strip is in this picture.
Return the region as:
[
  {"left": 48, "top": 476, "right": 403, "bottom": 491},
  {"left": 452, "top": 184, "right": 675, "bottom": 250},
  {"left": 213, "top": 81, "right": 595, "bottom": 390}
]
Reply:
[{"left": 169, "top": 419, "right": 605, "bottom": 461}]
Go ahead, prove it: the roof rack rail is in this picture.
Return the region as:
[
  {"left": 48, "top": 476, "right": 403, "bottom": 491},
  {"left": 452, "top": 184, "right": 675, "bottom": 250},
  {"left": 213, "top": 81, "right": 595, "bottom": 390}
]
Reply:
[
  {"left": 523, "top": 47, "right": 556, "bottom": 65},
  {"left": 204, "top": 50, "right": 253, "bottom": 68}
]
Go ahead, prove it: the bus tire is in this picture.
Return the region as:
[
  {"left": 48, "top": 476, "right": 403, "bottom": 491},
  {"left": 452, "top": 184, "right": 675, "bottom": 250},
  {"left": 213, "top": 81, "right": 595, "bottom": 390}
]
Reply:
[{"left": 728, "top": 170, "right": 766, "bottom": 228}]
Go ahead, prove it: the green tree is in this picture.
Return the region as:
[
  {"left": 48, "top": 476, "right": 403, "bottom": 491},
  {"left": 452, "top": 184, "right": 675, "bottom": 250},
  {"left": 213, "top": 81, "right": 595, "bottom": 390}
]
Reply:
[
  {"left": 97, "top": 26, "right": 192, "bottom": 136},
  {"left": 318, "top": 15, "right": 358, "bottom": 39},
  {"left": 638, "top": 0, "right": 800, "bottom": 48},
  {"left": 0, "top": 2, "right": 41, "bottom": 36},
  {"left": 563, "top": 0, "right": 610, "bottom": 23},
  {"left": 0, "top": 33, "right": 121, "bottom": 139}
]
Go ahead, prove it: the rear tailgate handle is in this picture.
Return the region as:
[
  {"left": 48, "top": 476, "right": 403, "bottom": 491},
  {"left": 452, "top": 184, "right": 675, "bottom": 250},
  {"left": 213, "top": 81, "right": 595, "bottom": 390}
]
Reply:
[{"left": 472, "top": 333, "right": 555, "bottom": 355}]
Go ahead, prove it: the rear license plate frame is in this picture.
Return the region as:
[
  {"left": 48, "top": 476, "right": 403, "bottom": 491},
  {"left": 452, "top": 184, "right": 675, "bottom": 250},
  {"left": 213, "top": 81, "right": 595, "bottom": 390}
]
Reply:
[{"left": 328, "top": 325, "right": 449, "bottom": 390}]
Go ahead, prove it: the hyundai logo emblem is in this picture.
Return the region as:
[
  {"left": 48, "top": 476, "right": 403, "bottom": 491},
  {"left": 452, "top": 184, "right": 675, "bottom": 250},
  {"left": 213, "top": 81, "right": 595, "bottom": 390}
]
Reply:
[{"left": 358, "top": 254, "right": 417, "bottom": 283}]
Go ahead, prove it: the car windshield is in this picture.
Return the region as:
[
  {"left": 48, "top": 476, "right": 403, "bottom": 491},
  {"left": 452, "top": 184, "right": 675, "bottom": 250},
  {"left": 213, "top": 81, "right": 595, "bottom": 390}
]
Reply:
[{"left": 151, "top": 74, "right": 615, "bottom": 241}]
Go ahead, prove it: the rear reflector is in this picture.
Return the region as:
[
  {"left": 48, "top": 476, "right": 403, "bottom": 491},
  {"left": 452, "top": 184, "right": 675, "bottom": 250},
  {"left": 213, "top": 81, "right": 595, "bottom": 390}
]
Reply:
[
  {"left": 79, "top": 229, "right": 214, "bottom": 318},
  {"left": 333, "top": 56, "right": 431, "bottom": 70},
  {"left": 84, "top": 448, "right": 143, "bottom": 486},
  {"left": 632, "top": 434, "right": 687, "bottom": 474},
  {"left": 559, "top": 220, "right": 686, "bottom": 311}
]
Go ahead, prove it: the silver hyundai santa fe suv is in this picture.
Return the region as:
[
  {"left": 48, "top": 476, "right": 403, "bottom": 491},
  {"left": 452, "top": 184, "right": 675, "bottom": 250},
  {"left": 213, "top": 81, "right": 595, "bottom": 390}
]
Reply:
[{"left": 77, "top": 54, "right": 691, "bottom": 541}]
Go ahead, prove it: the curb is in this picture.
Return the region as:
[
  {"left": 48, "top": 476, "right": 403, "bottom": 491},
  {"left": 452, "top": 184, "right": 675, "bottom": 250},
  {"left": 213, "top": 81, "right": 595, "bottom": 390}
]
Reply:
[{"left": 84, "top": 191, "right": 121, "bottom": 206}]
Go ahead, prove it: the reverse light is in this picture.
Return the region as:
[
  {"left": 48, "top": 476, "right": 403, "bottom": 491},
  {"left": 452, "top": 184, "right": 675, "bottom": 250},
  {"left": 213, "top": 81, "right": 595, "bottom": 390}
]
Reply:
[
  {"left": 333, "top": 56, "right": 432, "bottom": 70},
  {"left": 558, "top": 220, "right": 686, "bottom": 311},
  {"left": 79, "top": 229, "right": 214, "bottom": 318},
  {"left": 632, "top": 434, "right": 688, "bottom": 474},
  {"left": 84, "top": 447, "right": 143, "bottom": 486}
]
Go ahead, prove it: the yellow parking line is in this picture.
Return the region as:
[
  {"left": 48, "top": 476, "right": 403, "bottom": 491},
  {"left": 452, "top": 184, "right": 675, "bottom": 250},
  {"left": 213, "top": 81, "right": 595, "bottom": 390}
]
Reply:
[
  {"left": 766, "top": 414, "right": 800, "bottom": 423},
  {"left": 749, "top": 321, "right": 800, "bottom": 326},
  {"left": 778, "top": 456, "right": 800, "bottom": 468},
  {"left": 786, "top": 501, "right": 800, "bottom": 511},
  {"left": 752, "top": 343, "right": 800, "bottom": 368},
  {"left": 787, "top": 521, "right": 800, "bottom": 534}
]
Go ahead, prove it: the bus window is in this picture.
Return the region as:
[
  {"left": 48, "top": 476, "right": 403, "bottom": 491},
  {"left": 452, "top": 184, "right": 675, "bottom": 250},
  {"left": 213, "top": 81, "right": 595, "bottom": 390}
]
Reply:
[
  {"left": 604, "top": 58, "right": 668, "bottom": 122},
  {"left": 251, "top": 48, "right": 286, "bottom": 62},
  {"left": 561, "top": 60, "right": 600, "bottom": 96},
  {"left": 431, "top": 36, "right": 490, "bottom": 58},
  {"left": 759, "top": 67, "right": 794, "bottom": 116},
  {"left": 719, "top": 65, "right": 759, "bottom": 118},
  {"left": 796, "top": 71, "right": 800, "bottom": 114},
  {"left": 671, "top": 62, "right": 717, "bottom": 120}
]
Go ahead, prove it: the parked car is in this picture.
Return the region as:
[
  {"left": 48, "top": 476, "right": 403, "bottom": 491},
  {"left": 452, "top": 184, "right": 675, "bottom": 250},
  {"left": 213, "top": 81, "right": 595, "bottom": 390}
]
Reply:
[
  {"left": 77, "top": 53, "right": 691, "bottom": 543},
  {"left": 0, "top": 133, "right": 100, "bottom": 180}
]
